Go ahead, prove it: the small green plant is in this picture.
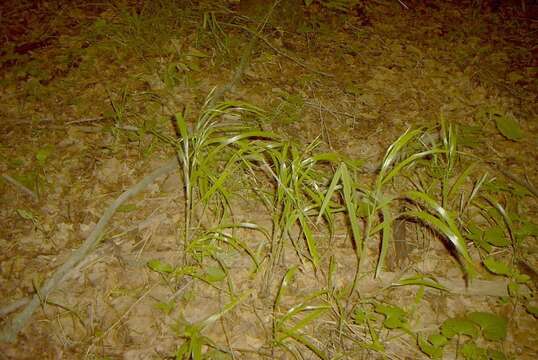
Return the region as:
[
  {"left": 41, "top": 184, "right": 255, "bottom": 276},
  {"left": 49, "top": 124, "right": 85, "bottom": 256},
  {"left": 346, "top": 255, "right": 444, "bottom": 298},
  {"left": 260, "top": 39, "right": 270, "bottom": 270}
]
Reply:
[
  {"left": 148, "top": 108, "right": 533, "bottom": 359},
  {"left": 272, "top": 267, "right": 330, "bottom": 359},
  {"left": 320, "top": 126, "right": 452, "bottom": 299},
  {"left": 155, "top": 97, "right": 273, "bottom": 251},
  {"left": 174, "top": 293, "right": 249, "bottom": 360},
  {"left": 418, "top": 311, "right": 508, "bottom": 359},
  {"left": 256, "top": 138, "right": 344, "bottom": 292}
]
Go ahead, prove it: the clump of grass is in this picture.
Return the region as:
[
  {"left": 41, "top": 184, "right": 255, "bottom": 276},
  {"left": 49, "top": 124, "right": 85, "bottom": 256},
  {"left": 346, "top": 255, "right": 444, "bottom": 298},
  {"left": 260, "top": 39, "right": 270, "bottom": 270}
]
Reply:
[
  {"left": 156, "top": 97, "right": 274, "bottom": 252},
  {"left": 254, "top": 138, "right": 345, "bottom": 294},
  {"left": 149, "top": 97, "right": 533, "bottom": 358},
  {"left": 272, "top": 266, "right": 330, "bottom": 359}
]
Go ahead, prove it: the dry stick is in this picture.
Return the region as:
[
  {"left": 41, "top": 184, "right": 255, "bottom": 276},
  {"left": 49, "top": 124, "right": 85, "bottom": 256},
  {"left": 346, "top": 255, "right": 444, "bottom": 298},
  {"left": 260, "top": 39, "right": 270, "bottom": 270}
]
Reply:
[
  {"left": 1, "top": 174, "right": 38, "bottom": 201},
  {"left": 0, "top": 214, "right": 166, "bottom": 317},
  {"left": 0, "top": 298, "right": 30, "bottom": 318},
  {"left": 0, "top": 159, "right": 178, "bottom": 342},
  {"left": 65, "top": 116, "right": 105, "bottom": 125}
]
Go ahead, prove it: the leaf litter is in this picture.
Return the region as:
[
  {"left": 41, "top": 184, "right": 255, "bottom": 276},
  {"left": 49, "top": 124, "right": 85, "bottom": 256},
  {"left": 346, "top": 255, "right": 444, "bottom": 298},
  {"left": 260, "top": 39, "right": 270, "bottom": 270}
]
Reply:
[{"left": 0, "top": 0, "right": 537, "bottom": 359}]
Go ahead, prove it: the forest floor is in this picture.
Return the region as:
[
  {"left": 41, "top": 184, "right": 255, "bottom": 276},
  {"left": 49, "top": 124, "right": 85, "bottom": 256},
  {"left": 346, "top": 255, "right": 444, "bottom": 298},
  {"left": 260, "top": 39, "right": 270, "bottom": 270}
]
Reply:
[{"left": 0, "top": 0, "right": 537, "bottom": 359}]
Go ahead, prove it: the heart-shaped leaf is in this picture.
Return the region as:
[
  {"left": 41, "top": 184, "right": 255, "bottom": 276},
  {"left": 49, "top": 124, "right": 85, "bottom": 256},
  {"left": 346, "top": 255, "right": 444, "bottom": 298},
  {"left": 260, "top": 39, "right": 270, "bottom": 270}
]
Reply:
[{"left": 467, "top": 312, "right": 507, "bottom": 341}]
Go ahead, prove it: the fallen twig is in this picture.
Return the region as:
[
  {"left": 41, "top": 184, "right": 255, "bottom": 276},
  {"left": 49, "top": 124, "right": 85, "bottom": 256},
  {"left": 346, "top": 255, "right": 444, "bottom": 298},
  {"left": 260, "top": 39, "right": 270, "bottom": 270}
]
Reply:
[
  {"left": 0, "top": 298, "right": 30, "bottom": 318},
  {"left": 0, "top": 159, "right": 178, "bottom": 342},
  {"left": 65, "top": 116, "right": 105, "bottom": 125},
  {"left": 1, "top": 174, "right": 38, "bottom": 201}
]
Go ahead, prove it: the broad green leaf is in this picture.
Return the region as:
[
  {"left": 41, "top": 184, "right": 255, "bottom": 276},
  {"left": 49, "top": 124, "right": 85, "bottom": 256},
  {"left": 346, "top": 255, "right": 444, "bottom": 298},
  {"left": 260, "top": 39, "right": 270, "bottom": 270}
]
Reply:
[
  {"left": 147, "top": 259, "right": 174, "bottom": 274},
  {"left": 483, "top": 257, "right": 512, "bottom": 276},
  {"left": 484, "top": 226, "right": 510, "bottom": 247},
  {"left": 465, "top": 224, "right": 483, "bottom": 242},
  {"left": 516, "top": 221, "right": 538, "bottom": 239},
  {"left": 461, "top": 341, "right": 506, "bottom": 360},
  {"left": 417, "top": 335, "right": 444, "bottom": 359},
  {"left": 353, "top": 308, "right": 370, "bottom": 325},
  {"left": 466, "top": 224, "right": 492, "bottom": 252},
  {"left": 204, "top": 266, "right": 226, "bottom": 283},
  {"left": 429, "top": 334, "right": 448, "bottom": 347},
  {"left": 495, "top": 113, "right": 523, "bottom": 141},
  {"left": 461, "top": 341, "right": 488, "bottom": 360},
  {"left": 374, "top": 303, "right": 408, "bottom": 330},
  {"left": 514, "top": 273, "right": 530, "bottom": 283},
  {"left": 441, "top": 318, "right": 479, "bottom": 339},
  {"left": 467, "top": 312, "right": 507, "bottom": 341}
]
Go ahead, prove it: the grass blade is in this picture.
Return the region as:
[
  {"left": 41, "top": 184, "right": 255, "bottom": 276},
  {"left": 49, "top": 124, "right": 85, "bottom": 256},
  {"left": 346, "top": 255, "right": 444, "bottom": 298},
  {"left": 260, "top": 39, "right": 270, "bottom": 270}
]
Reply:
[
  {"left": 376, "top": 205, "right": 393, "bottom": 278},
  {"left": 340, "top": 164, "right": 362, "bottom": 256},
  {"left": 298, "top": 213, "right": 320, "bottom": 271},
  {"left": 275, "top": 266, "right": 298, "bottom": 309}
]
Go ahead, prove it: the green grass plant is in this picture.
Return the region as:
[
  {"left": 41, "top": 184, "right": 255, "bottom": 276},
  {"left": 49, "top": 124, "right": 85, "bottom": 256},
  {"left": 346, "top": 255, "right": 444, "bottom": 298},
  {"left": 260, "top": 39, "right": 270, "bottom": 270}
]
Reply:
[
  {"left": 272, "top": 267, "right": 330, "bottom": 359},
  {"left": 146, "top": 96, "right": 534, "bottom": 358},
  {"left": 158, "top": 98, "right": 273, "bottom": 250}
]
